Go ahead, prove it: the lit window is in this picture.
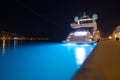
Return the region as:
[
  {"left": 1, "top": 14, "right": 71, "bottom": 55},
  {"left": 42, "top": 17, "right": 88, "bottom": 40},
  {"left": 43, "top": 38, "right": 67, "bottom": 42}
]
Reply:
[{"left": 74, "top": 31, "right": 87, "bottom": 36}]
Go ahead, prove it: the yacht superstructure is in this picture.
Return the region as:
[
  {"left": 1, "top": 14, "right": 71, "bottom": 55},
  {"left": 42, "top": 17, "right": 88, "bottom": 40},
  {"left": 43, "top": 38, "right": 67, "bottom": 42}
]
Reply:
[{"left": 63, "top": 12, "right": 101, "bottom": 43}]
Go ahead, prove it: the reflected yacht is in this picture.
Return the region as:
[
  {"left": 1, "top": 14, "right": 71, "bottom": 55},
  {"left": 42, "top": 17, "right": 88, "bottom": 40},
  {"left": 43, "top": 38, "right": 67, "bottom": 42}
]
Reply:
[{"left": 63, "top": 12, "right": 101, "bottom": 43}]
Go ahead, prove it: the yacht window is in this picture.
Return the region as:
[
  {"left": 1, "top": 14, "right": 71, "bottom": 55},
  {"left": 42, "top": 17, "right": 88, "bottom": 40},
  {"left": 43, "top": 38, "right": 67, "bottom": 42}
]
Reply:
[{"left": 80, "top": 20, "right": 93, "bottom": 24}]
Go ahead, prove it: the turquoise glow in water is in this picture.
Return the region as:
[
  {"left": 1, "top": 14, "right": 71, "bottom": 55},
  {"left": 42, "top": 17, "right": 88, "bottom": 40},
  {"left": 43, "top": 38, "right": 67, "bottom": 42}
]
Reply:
[{"left": 0, "top": 40, "right": 97, "bottom": 80}]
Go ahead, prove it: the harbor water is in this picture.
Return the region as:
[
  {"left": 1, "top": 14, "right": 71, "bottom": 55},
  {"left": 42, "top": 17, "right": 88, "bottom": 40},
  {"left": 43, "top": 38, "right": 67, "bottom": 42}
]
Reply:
[{"left": 0, "top": 40, "right": 97, "bottom": 80}]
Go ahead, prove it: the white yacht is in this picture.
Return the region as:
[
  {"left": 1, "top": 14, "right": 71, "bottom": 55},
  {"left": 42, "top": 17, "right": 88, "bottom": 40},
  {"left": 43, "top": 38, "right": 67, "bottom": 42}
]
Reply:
[{"left": 63, "top": 12, "right": 101, "bottom": 43}]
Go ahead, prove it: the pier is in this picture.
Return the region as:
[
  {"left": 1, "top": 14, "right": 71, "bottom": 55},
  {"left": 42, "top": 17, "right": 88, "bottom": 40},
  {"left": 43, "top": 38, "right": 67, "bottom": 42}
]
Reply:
[{"left": 73, "top": 39, "right": 120, "bottom": 80}]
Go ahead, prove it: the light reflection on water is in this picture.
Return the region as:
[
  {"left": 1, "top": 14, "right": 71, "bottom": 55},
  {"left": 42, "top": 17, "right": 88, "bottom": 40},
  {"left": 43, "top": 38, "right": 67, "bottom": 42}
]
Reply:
[
  {"left": 64, "top": 43, "right": 96, "bottom": 67},
  {"left": 75, "top": 47, "right": 86, "bottom": 65},
  {"left": 2, "top": 40, "right": 6, "bottom": 55},
  {"left": 0, "top": 40, "right": 97, "bottom": 80},
  {"left": 0, "top": 40, "right": 22, "bottom": 56}
]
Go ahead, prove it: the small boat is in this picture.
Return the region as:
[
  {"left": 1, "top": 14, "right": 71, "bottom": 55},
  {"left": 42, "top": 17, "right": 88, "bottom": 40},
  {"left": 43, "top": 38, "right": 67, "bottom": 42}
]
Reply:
[{"left": 63, "top": 12, "right": 101, "bottom": 43}]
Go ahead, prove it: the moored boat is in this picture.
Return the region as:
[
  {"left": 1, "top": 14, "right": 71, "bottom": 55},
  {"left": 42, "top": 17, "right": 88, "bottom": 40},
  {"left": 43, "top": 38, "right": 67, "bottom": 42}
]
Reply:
[{"left": 63, "top": 12, "right": 101, "bottom": 43}]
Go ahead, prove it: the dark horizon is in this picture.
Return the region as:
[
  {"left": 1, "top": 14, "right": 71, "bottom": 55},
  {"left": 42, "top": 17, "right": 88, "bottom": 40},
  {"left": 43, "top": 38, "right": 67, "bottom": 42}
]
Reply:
[{"left": 0, "top": 0, "right": 120, "bottom": 41}]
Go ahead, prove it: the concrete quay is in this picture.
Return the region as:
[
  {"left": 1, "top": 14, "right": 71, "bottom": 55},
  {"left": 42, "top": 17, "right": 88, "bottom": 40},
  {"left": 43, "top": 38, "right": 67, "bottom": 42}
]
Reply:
[{"left": 73, "top": 39, "right": 120, "bottom": 80}]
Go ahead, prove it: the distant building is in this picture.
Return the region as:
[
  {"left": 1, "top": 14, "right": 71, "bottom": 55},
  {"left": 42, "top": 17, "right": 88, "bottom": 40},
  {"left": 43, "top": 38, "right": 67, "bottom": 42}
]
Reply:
[
  {"left": 112, "top": 25, "right": 120, "bottom": 40},
  {"left": 0, "top": 31, "right": 25, "bottom": 40}
]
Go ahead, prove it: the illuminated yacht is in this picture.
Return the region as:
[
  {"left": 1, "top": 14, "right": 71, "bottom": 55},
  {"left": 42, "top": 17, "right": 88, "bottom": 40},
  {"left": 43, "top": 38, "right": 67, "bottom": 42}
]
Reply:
[{"left": 63, "top": 12, "right": 101, "bottom": 43}]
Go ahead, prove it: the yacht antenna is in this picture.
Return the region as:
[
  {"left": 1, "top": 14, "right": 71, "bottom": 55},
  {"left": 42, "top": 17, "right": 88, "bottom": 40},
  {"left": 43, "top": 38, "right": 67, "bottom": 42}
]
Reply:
[{"left": 83, "top": 12, "right": 86, "bottom": 16}]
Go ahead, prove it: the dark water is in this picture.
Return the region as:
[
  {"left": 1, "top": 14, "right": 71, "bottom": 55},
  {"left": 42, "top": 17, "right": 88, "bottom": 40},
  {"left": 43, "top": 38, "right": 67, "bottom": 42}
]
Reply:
[{"left": 0, "top": 40, "right": 97, "bottom": 80}]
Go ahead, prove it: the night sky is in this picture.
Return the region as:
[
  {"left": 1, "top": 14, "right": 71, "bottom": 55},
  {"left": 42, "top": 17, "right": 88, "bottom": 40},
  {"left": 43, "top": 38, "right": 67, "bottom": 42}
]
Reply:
[{"left": 0, "top": 0, "right": 120, "bottom": 41}]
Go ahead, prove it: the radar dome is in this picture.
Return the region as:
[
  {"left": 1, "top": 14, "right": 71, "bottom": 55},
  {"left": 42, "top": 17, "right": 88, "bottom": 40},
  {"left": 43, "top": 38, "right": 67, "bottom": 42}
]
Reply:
[
  {"left": 74, "top": 16, "right": 79, "bottom": 22},
  {"left": 92, "top": 14, "right": 98, "bottom": 20}
]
